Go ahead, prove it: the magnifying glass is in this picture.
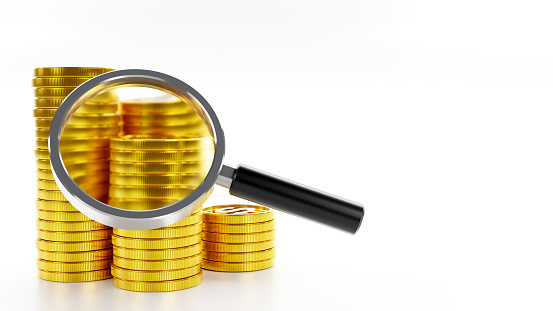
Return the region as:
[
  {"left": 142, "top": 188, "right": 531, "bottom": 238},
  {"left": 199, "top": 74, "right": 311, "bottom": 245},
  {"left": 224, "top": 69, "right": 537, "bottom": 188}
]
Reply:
[{"left": 48, "top": 69, "right": 364, "bottom": 234}]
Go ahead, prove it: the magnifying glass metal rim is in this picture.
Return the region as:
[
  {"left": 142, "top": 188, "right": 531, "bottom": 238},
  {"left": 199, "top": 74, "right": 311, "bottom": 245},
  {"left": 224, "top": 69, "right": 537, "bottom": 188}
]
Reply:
[{"left": 49, "top": 69, "right": 225, "bottom": 230}]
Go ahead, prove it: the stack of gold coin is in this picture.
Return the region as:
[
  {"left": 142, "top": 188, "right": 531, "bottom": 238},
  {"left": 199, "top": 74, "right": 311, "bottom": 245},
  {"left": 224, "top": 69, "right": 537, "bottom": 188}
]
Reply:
[
  {"left": 109, "top": 136, "right": 214, "bottom": 291},
  {"left": 120, "top": 94, "right": 210, "bottom": 137},
  {"left": 201, "top": 205, "right": 276, "bottom": 272},
  {"left": 33, "top": 67, "right": 120, "bottom": 282}
]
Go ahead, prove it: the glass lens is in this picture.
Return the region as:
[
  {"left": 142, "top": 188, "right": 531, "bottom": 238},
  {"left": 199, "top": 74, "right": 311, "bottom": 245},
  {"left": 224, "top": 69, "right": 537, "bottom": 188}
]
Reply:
[{"left": 55, "top": 86, "right": 214, "bottom": 213}]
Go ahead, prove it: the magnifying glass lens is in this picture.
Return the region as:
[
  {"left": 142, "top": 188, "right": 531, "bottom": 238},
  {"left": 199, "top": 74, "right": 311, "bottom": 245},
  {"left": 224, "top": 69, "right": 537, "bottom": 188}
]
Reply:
[{"left": 59, "top": 87, "right": 215, "bottom": 215}]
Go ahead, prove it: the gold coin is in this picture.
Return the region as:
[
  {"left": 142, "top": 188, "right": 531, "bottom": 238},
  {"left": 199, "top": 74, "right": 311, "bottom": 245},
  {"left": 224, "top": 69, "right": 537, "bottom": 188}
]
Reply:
[
  {"left": 35, "top": 148, "right": 110, "bottom": 161},
  {"left": 35, "top": 114, "right": 120, "bottom": 128},
  {"left": 202, "top": 205, "right": 274, "bottom": 224},
  {"left": 35, "top": 88, "right": 117, "bottom": 101},
  {"left": 73, "top": 102, "right": 120, "bottom": 114},
  {"left": 36, "top": 210, "right": 91, "bottom": 222},
  {"left": 37, "top": 187, "right": 106, "bottom": 201},
  {"left": 37, "top": 158, "right": 109, "bottom": 172},
  {"left": 32, "top": 77, "right": 92, "bottom": 87},
  {"left": 107, "top": 198, "right": 179, "bottom": 210},
  {"left": 112, "top": 264, "right": 201, "bottom": 282},
  {"left": 34, "top": 67, "right": 115, "bottom": 77},
  {"left": 110, "top": 136, "right": 213, "bottom": 151},
  {"left": 37, "top": 258, "right": 112, "bottom": 272},
  {"left": 109, "top": 185, "right": 195, "bottom": 200},
  {"left": 113, "top": 254, "right": 201, "bottom": 271},
  {"left": 109, "top": 173, "right": 205, "bottom": 187},
  {"left": 38, "top": 248, "right": 112, "bottom": 262},
  {"left": 113, "top": 271, "right": 202, "bottom": 292},
  {"left": 166, "top": 212, "right": 202, "bottom": 227},
  {"left": 38, "top": 268, "right": 112, "bottom": 282},
  {"left": 201, "top": 230, "right": 276, "bottom": 243},
  {"left": 203, "top": 220, "right": 276, "bottom": 234},
  {"left": 203, "top": 247, "right": 276, "bottom": 262},
  {"left": 35, "top": 126, "right": 120, "bottom": 139},
  {"left": 112, "top": 233, "right": 201, "bottom": 249},
  {"left": 37, "top": 219, "right": 109, "bottom": 231},
  {"left": 122, "top": 122, "right": 209, "bottom": 137},
  {"left": 36, "top": 238, "right": 112, "bottom": 252},
  {"left": 203, "top": 240, "right": 275, "bottom": 253},
  {"left": 36, "top": 137, "right": 112, "bottom": 151},
  {"left": 112, "top": 224, "right": 202, "bottom": 240},
  {"left": 201, "top": 258, "right": 275, "bottom": 272},
  {"left": 33, "top": 108, "right": 57, "bottom": 118},
  {"left": 121, "top": 99, "right": 193, "bottom": 114},
  {"left": 113, "top": 243, "right": 201, "bottom": 260},
  {"left": 110, "top": 149, "right": 213, "bottom": 163},
  {"left": 110, "top": 161, "right": 212, "bottom": 174},
  {"left": 37, "top": 177, "right": 109, "bottom": 191},
  {"left": 37, "top": 229, "right": 113, "bottom": 242},
  {"left": 36, "top": 199, "right": 77, "bottom": 212},
  {"left": 37, "top": 168, "right": 109, "bottom": 181},
  {"left": 122, "top": 111, "right": 201, "bottom": 125}
]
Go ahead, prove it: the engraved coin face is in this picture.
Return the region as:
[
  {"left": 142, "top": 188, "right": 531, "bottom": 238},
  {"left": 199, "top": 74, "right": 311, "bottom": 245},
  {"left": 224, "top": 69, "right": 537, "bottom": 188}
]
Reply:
[
  {"left": 202, "top": 205, "right": 274, "bottom": 224},
  {"left": 212, "top": 206, "right": 264, "bottom": 215}
]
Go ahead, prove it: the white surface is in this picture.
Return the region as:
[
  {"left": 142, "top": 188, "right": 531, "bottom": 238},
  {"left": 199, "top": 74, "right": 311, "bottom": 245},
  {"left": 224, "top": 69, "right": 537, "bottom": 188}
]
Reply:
[{"left": 1, "top": 1, "right": 553, "bottom": 310}]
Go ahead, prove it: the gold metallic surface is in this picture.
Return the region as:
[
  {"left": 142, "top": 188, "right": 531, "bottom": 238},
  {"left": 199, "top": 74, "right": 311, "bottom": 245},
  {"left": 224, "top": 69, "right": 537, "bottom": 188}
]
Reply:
[
  {"left": 112, "top": 233, "right": 201, "bottom": 249},
  {"left": 36, "top": 137, "right": 112, "bottom": 150},
  {"left": 109, "top": 185, "right": 195, "bottom": 200},
  {"left": 37, "top": 168, "right": 109, "bottom": 181},
  {"left": 36, "top": 158, "right": 109, "bottom": 173},
  {"left": 38, "top": 268, "right": 112, "bottom": 282},
  {"left": 36, "top": 238, "right": 112, "bottom": 252},
  {"left": 37, "top": 258, "right": 112, "bottom": 272},
  {"left": 110, "top": 161, "right": 212, "bottom": 174},
  {"left": 203, "top": 220, "right": 276, "bottom": 234},
  {"left": 165, "top": 212, "right": 202, "bottom": 227},
  {"left": 203, "top": 247, "right": 276, "bottom": 262},
  {"left": 37, "top": 187, "right": 106, "bottom": 201},
  {"left": 122, "top": 122, "right": 209, "bottom": 137},
  {"left": 34, "top": 67, "right": 115, "bottom": 77},
  {"left": 36, "top": 199, "right": 78, "bottom": 212},
  {"left": 113, "top": 254, "right": 202, "bottom": 271},
  {"left": 109, "top": 173, "right": 205, "bottom": 186},
  {"left": 201, "top": 230, "right": 276, "bottom": 243},
  {"left": 35, "top": 148, "right": 110, "bottom": 160},
  {"left": 111, "top": 264, "right": 201, "bottom": 282},
  {"left": 107, "top": 199, "right": 178, "bottom": 210},
  {"left": 109, "top": 149, "right": 214, "bottom": 163},
  {"left": 35, "top": 125, "right": 120, "bottom": 138},
  {"left": 35, "top": 114, "right": 120, "bottom": 128},
  {"left": 32, "top": 77, "right": 92, "bottom": 87},
  {"left": 37, "top": 219, "right": 109, "bottom": 232},
  {"left": 202, "top": 205, "right": 274, "bottom": 224},
  {"left": 122, "top": 112, "right": 202, "bottom": 125},
  {"left": 113, "top": 243, "right": 202, "bottom": 260},
  {"left": 38, "top": 248, "right": 113, "bottom": 262},
  {"left": 201, "top": 258, "right": 275, "bottom": 272},
  {"left": 202, "top": 240, "right": 275, "bottom": 253},
  {"left": 110, "top": 136, "right": 213, "bottom": 151},
  {"left": 121, "top": 100, "right": 193, "bottom": 114},
  {"left": 37, "top": 178, "right": 108, "bottom": 191},
  {"left": 36, "top": 210, "right": 92, "bottom": 222},
  {"left": 112, "top": 224, "right": 202, "bottom": 239},
  {"left": 113, "top": 271, "right": 202, "bottom": 292},
  {"left": 38, "top": 229, "right": 113, "bottom": 242}
]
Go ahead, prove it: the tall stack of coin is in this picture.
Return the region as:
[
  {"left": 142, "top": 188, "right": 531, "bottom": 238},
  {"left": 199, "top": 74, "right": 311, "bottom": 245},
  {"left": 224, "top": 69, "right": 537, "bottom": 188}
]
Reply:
[
  {"left": 33, "top": 67, "right": 120, "bottom": 282},
  {"left": 202, "top": 205, "right": 276, "bottom": 272},
  {"left": 120, "top": 94, "right": 210, "bottom": 137},
  {"left": 109, "top": 136, "right": 214, "bottom": 291}
]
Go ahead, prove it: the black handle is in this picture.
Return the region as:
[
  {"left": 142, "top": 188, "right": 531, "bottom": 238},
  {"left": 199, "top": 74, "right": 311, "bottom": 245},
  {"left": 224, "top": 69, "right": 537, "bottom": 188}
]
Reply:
[{"left": 227, "top": 164, "right": 364, "bottom": 234}]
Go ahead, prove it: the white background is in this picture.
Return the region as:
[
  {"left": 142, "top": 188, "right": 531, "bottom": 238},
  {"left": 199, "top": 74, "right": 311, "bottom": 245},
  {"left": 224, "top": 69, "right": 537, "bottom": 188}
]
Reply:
[{"left": 1, "top": 1, "right": 553, "bottom": 310}]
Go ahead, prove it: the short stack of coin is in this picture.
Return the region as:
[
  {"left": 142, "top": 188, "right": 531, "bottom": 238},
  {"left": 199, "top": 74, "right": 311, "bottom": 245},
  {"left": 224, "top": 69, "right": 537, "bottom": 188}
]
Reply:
[
  {"left": 202, "top": 205, "right": 276, "bottom": 272},
  {"left": 120, "top": 94, "right": 210, "bottom": 137},
  {"left": 109, "top": 136, "right": 214, "bottom": 291},
  {"left": 33, "top": 67, "right": 120, "bottom": 282}
]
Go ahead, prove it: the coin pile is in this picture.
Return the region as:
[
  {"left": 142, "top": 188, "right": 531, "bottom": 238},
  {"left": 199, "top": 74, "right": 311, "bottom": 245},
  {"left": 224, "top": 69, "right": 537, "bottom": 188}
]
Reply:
[
  {"left": 33, "top": 67, "right": 121, "bottom": 282},
  {"left": 202, "top": 205, "right": 276, "bottom": 272},
  {"left": 109, "top": 136, "right": 214, "bottom": 291},
  {"left": 120, "top": 94, "right": 210, "bottom": 137}
]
